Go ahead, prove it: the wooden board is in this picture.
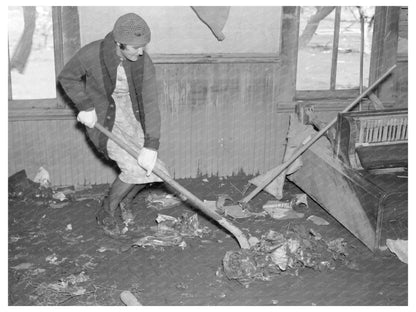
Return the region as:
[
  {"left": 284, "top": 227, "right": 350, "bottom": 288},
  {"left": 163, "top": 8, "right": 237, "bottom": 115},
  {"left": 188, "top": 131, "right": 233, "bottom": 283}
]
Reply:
[{"left": 288, "top": 137, "right": 386, "bottom": 251}]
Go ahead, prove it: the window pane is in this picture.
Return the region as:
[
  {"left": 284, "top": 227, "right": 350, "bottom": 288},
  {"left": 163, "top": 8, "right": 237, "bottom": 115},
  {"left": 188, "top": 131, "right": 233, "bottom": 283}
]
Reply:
[
  {"left": 296, "top": 7, "right": 335, "bottom": 90},
  {"left": 8, "top": 6, "right": 56, "bottom": 99},
  {"left": 296, "top": 6, "right": 374, "bottom": 91},
  {"left": 336, "top": 7, "right": 373, "bottom": 89}
]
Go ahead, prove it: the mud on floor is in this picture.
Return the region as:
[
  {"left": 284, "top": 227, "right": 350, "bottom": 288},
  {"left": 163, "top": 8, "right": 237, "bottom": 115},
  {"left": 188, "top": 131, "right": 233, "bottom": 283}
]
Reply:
[{"left": 8, "top": 175, "right": 408, "bottom": 306}]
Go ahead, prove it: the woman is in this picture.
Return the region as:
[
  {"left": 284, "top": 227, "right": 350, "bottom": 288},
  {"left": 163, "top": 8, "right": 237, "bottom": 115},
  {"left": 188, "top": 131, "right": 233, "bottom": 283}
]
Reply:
[{"left": 59, "top": 13, "right": 165, "bottom": 232}]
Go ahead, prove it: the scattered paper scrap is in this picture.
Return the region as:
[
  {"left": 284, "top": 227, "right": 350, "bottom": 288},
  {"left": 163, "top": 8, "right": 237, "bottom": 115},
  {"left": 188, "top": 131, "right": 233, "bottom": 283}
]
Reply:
[
  {"left": 327, "top": 238, "right": 348, "bottom": 255},
  {"left": 50, "top": 202, "right": 69, "bottom": 209},
  {"left": 293, "top": 193, "right": 308, "bottom": 207},
  {"left": 45, "top": 253, "right": 67, "bottom": 265},
  {"left": 263, "top": 200, "right": 293, "bottom": 210},
  {"left": 33, "top": 167, "right": 51, "bottom": 188},
  {"left": 64, "top": 271, "right": 90, "bottom": 284},
  {"left": 222, "top": 205, "right": 261, "bottom": 219},
  {"left": 156, "top": 214, "right": 177, "bottom": 224},
  {"left": 309, "top": 228, "right": 322, "bottom": 240},
  {"left": 133, "top": 232, "right": 183, "bottom": 248},
  {"left": 32, "top": 271, "right": 90, "bottom": 304},
  {"left": 146, "top": 192, "right": 182, "bottom": 210},
  {"left": 386, "top": 239, "right": 408, "bottom": 264},
  {"left": 203, "top": 200, "right": 217, "bottom": 212},
  {"left": 31, "top": 268, "right": 46, "bottom": 275},
  {"left": 263, "top": 200, "right": 304, "bottom": 220},
  {"left": 216, "top": 194, "right": 234, "bottom": 211},
  {"left": 216, "top": 195, "right": 265, "bottom": 219},
  {"left": 270, "top": 245, "right": 290, "bottom": 271},
  {"left": 52, "top": 191, "right": 67, "bottom": 202},
  {"left": 132, "top": 213, "right": 211, "bottom": 249},
  {"left": 10, "top": 235, "right": 22, "bottom": 243},
  {"left": 11, "top": 263, "right": 33, "bottom": 270},
  {"left": 120, "top": 204, "right": 134, "bottom": 226},
  {"left": 248, "top": 236, "right": 260, "bottom": 247},
  {"left": 307, "top": 215, "right": 329, "bottom": 226}
]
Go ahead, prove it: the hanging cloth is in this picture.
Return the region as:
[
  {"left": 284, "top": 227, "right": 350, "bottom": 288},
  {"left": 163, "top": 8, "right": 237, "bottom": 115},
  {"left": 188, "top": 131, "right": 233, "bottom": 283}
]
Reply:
[{"left": 191, "top": 6, "right": 230, "bottom": 41}]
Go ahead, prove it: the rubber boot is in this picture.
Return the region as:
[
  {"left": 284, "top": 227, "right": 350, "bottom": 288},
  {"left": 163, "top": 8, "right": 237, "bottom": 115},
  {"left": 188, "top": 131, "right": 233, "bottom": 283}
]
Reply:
[
  {"left": 120, "top": 184, "right": 146, "bottom": 210},
  {"left": 119, "top": 184, "right": 146, "bottom": 225},
  {"left": 96, "top": 177, "right": 134, "bottom": 230}
]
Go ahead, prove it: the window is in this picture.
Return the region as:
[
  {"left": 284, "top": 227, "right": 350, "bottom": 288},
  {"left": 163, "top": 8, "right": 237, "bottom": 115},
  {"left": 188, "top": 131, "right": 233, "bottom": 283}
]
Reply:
[
  {"left": 8, "top": 6, "right": 56, "bottom": 100},
  {"left": 296, "top": 6, "right": 375, "bottom": 94},
  {"left": 8, "top": 6, "right": 79, "bottom": 110},
  {"left": 77, "top": 6, "right": 281, "bottom": 63}
]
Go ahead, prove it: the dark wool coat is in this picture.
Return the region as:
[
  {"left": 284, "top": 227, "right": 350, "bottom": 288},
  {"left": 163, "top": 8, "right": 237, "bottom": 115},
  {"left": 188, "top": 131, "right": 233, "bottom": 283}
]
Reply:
[{"left": 58, "top": 32, "right": 160, "bottom": 157}]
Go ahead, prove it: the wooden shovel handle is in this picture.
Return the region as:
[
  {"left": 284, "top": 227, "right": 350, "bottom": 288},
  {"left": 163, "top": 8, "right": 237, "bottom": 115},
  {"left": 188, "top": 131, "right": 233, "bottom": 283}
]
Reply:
[{"left": 94, "top": 123, "right": 250, "bottom": 249}]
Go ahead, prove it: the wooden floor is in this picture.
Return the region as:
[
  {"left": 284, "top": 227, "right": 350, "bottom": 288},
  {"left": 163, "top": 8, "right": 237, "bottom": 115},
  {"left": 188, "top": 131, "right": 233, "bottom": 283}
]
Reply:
[{"left": 8, "top": 176, "right": 408, "bottom": 306}]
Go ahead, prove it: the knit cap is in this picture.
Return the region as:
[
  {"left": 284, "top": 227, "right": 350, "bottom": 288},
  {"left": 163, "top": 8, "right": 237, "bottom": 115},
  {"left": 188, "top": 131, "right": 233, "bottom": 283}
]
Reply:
[{"left": 113, "top": 13, "right": 151, "bottom": 46}]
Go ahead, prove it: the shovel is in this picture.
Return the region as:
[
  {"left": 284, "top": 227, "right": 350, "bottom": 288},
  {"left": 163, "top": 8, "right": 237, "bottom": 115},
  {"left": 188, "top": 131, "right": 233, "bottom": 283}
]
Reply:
[{"left": 94, "top": 123, "right": 250, "bottom": 249}]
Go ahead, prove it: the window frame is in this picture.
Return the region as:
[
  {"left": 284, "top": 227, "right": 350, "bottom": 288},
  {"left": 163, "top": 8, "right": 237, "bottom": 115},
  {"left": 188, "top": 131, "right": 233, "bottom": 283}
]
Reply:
[
  {"left": 294, "top": 6, "right": 371, "bottom": 101},
  {"left": 8, "top": 6, "right": 80, "bottom": 111}
]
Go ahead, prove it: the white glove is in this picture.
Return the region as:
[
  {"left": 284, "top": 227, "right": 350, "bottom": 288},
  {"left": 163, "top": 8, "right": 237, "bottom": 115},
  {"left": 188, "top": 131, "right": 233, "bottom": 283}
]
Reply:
[
  {"left": 77, "top": 109, "right": 97, "bottom": 128},
  {"left": 137, "top": 147, "right": 157, "bottom": 176}
]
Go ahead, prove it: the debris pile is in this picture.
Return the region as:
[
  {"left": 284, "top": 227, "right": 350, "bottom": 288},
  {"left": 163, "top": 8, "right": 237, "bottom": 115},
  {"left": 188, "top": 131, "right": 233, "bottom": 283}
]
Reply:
[
  {"left": 30, "top": 272, "right": 91, "bottom": 305},
  {"left": 8, "top": 169, "right": 103, "bottom": 209},
  {"left": 8, "top": 170, "right": 54, "bottom": 204},
  {"left": 132, "top": 213, "right": 211, "bottom": 249},
  {"left": 222, "top": 225, "right": 356, "bottom": 285}
]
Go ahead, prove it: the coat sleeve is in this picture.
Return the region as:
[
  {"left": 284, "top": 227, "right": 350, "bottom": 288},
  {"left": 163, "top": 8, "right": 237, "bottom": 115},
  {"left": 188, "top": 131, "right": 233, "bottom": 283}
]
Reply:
[
  {"left": 141, "top": 53, "right": 161, "bottom": 151},
  {"left": 58, "top": 53, "right": 95, "bottom": 112}
]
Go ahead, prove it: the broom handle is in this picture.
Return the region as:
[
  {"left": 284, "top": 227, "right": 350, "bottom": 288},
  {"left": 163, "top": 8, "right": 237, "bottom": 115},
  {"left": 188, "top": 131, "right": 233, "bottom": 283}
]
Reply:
[
  {"left": 94, "top": 123, "right": 250, "bottom": 249},
  {"left": 240, "top": 64, "right": 396, "bottom": 205}
]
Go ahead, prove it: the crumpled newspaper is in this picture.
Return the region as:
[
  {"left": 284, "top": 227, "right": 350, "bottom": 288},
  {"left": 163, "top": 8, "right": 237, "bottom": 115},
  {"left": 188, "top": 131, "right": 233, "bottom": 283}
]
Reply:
[
  {"left": 33, "top": 166, "right": 51, "bottom": 188},
  {"left": 222, "top": 225, "right": 355, "bottom": 285},
  {"left": 132, "top": 213, "right": 211, "bottom": 248}
]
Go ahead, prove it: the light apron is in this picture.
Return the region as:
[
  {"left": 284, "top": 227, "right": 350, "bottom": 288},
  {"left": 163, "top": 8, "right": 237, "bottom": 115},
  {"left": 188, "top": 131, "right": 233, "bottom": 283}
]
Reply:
[{"left": 106, "top": 62, "right": 163, "bottom": 184}]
